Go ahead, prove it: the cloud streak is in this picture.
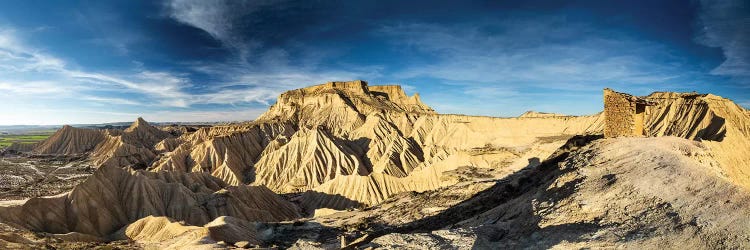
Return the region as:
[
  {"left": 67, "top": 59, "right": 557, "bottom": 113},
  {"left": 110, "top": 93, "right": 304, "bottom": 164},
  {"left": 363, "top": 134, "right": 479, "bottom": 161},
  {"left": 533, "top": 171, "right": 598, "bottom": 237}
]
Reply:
[
  {"left": 0, "top": 26, "right": 299, "bottom": 110},
  {"left": 165, "top": 0, "right": 383, "bottom": 105},
  {"left": 0, "top": 22, "right": 374, "bottom": 125},
  {"left": 380, "top": 19, "right": 697, "bottom": 94},
  {"left": 696, "top": 0, "right": 750, "bottom": 82}
]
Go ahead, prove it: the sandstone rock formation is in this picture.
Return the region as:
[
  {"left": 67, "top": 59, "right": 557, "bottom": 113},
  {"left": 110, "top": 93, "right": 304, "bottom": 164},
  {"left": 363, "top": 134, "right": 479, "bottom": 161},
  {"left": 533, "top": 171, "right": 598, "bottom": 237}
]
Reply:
[
  {"left": 111, "top": 215, "right": 262, "bottom": 249},
  {"left": 14, "top": 118, "right": 174, "bottom": 171},
  {"left": 151, "top": 121, "right": 296, "bottom": 185},
  {"left": 641, "top": 92, "right": 750, "bottom": 188},
  {"left": 1, "top": 81, "right": 749, "bottom": 249},
  {"left": 90, "top": 118, "right": 172, "bottom": 168},
  {"left": 518, "top": 111, "right": 570, "bottom": 118},
  {"left": 256, "top": 80, "right": 434, "bottom": 136},
  {"left": 0, "top": 164, "right": 299, "bottom": 237},
  {"left": 320, "top": 136, "right": 750, "bottom": 249},
  {"left": 32, "top": 125, "right": 105, "bottom": 155},
  {"left": 254, "top": 127, "right": 369, "bottom": 193}
]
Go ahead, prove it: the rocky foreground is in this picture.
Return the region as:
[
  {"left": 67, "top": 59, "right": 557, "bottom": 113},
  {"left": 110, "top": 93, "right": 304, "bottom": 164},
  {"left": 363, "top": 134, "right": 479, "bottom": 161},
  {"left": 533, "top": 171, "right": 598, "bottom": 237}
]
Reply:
[{"left": 1, "top": 80, "right": 749, "bottom": 249}]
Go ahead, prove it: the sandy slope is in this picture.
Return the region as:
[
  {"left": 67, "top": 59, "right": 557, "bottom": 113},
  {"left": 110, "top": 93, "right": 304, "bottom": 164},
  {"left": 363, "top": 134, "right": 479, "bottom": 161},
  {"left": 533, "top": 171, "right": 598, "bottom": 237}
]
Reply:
[
  {"left": 1, "top": 81, "right": 748, "bottom": 248},
  {"left": 643, "top": 92, "right": 750, "bottom": 188},
  {"left": 299, "top": 136, "right": 749, "bottom": 249},
  {"left": 0, "top": 164, "right": 299, "bottom": 237}
]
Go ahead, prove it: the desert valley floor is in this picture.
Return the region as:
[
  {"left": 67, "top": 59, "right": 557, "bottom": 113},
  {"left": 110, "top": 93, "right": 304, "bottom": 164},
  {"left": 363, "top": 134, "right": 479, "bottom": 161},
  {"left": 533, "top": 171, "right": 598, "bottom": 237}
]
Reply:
[{"left": 1, "top": 80, "right": 749, "bottom": 249}]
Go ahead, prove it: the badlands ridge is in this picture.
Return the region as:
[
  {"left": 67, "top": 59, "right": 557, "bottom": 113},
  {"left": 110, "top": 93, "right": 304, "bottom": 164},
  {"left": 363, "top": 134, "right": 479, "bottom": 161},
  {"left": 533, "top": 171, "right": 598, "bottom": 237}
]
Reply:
[{"left": 1, "top": 80, "right": 749, "bottom": 249}]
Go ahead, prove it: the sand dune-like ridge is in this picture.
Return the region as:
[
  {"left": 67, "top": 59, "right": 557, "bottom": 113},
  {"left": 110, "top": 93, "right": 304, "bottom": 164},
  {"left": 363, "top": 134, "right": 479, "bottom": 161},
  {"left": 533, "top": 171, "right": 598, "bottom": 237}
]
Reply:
[
  {"left": 0, "top": 164, "right": 299, "bottom": 237},
  {"left": 2, "top": 81, "right": 749, "bottom": 248},
  {"left": 32, "top": 125, "right": 106, "bottom": 155}
]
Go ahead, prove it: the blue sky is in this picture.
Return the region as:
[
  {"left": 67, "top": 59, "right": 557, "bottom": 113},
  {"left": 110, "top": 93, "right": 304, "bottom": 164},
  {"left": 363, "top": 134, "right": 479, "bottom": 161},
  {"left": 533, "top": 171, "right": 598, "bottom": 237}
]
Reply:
[{"left": 0, "top": 0, "right": 747, "bottom": 125}]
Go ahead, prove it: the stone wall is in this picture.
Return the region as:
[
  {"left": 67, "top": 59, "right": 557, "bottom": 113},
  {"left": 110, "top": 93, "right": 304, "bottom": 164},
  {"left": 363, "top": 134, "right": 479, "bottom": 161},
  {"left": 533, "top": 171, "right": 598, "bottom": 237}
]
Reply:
[{"left": 604, "top": 88, "right": 637, "bottom": 137}]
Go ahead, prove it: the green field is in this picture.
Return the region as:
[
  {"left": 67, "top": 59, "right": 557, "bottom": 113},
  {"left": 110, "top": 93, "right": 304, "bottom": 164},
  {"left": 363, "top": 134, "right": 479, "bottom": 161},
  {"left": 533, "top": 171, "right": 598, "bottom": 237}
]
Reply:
[{"left": 0, "top": 133, "right": 54, "bottom": 148}]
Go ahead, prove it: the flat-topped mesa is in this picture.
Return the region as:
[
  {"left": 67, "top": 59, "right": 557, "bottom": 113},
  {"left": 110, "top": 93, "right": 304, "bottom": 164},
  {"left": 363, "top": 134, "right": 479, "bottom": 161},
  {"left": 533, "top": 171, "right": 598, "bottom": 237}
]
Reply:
[
  {"left": 519, "top": 111, "right": 570, "bottom": 118},
  {"left": 368, "top": 85, "right": 408, "bottom": 101},
  {"left": 279, "top": 80, "right": 371, "bottom": 99},
  {"left": 256, "top": 81, "right": 435, "bottom": 135},
  {"left": 367, "top": 85, "right": 433, "bottom": 113},
  {"left": 267, "top": 80, "right": 434, "bottom": 112}
]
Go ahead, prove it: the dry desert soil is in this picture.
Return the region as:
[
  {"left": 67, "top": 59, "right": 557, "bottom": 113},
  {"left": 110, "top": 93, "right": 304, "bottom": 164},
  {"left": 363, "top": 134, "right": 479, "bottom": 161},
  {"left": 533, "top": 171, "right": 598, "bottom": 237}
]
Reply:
[{"left": 1, "top": 80, "right": 749, "bottom": 249}]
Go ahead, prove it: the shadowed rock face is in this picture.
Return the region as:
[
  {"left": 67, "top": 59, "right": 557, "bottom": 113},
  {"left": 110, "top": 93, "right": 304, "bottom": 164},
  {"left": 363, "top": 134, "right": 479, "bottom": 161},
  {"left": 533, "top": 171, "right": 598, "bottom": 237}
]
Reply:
[
  {"left": 0, "top": 164, "right": 299, "bottom": 237},
  {"left": 2, "top": 82, "right": 750, "bottom": 249},
  {"left": 641, "top": 92, "right": 750, "bottom": 187},
  {"left": 321, "top": 136, "right": 750, "bottom": 249}
]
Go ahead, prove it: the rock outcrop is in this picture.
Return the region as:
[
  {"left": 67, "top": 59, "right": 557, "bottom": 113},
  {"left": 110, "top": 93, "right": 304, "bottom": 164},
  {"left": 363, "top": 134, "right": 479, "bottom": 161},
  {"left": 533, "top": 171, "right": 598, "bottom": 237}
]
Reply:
[
  {"left": 3, "top": 81, "right": 750, "bottom": 249},
  {"left": 145, "top": 81, "right": 611, "bottom": 208},
  {"left": 21, "top": 118, "right": 175, "bottom": 170},
  {"left": 256, "top": 80, "right": 434, "bottom": 136},
  {"left": 0, "top": 164, "right": 299, "bottom": 237},
  {"left": 32, "top": 125, "right": 105, "bottom": 155},
  {"left": 90, "top": 118, "right": 172, "bottom": 168},
  {"left": 151, "top": 121, "right": 296, "bottom": 185},
  {"left": 254, "top": 127, "right": 368, "bottom": 193},
  {"left": 518, "top": 111, "right": 569, "bottom": 118},
  {"left": 643, "top": 92, "right": 750, "bottom": 188},
  {"left": 331, "top": 136, "right": 750, "bottom": 249},
  {"left": 112, "top": 215, "right": 263, "bottom": 249}
]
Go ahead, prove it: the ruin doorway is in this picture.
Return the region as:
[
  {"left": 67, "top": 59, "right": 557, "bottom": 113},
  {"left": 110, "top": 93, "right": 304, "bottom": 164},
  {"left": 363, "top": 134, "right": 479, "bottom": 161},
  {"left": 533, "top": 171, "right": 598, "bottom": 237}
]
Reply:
[{"left": 634, "top": 103, "right": 646, "bottom": 136}]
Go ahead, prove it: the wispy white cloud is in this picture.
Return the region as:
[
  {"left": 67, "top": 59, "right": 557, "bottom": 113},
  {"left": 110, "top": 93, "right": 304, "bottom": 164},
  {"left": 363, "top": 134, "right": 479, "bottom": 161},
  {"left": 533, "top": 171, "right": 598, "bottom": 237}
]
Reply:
[
  {"left": 0, "top": 27, "right": 209, "bottom": 109},
  {"left": 186, "top": 61, "right": 382, "bottom": 106},
  {"left": 166, "top": 0, "right": 281, "bottom": 58},
  {"left": 69, "top": 71, "right": 192, "bottom": 107},
  {"left": 0, "top": 107, "right": 265, "bottom": 125},
  {"left": 370, "top": 17, "right": 720, "bottom": 116},
  {"left": 0, "top": 23, "right": 375, "bottom": 124},
  {"left": 696, "top": 0, "right": 750, "bottom": 81},
  {"left": 379, "top": 19, "right": 699, "bottom": 97},
  {"left": 0, "top": 81, "right": 72, "bottom": 95},
  {"left": 166, "top": 1, "right": 383, "bottom": 105},
  {"left": 79, "top": 95, "right": 143, "bottom": 106}
]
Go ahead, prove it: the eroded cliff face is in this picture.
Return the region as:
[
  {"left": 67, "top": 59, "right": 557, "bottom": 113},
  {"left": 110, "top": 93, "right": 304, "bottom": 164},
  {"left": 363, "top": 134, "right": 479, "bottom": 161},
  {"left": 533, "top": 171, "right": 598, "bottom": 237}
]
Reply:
[
  {"left": 3, "top": 81, "right": 750, "bottom": 248},
  {"left": 90, "top": 118, "right": 173, "bottom": 169},
  {"left": 643, "top": 92, "right": 750, "bottom": 187},
  {"left": 0, "top": 164, "right": 299, "bottom": 237},
  {"left": 256, "top": 80, "right": 435, "bottom": 136},
  {"left": 150, "top": 121, "right": 296, "bottom": 185},
  {"left": 32, "top": 125, "right": 106, "bottom": 155},
  {"left": 1, "top": 82, "right": 609, "bottom": 211}
]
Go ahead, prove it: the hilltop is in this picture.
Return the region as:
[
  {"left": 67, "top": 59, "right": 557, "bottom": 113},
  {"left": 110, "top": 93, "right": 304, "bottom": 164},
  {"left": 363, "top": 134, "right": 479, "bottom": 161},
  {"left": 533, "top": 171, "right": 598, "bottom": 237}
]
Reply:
[{"left": 0, "top": 81, "right": 749, "bottom": 249}]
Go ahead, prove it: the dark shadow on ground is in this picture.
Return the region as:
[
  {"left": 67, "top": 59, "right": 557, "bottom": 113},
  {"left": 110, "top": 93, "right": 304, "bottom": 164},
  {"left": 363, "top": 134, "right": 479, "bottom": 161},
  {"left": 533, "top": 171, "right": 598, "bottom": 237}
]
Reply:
[
  {"left": 296, "top": 190, "right": 366, "bottom": 215},
  {"left": 341, "top": 134, "right": 604, "bottom": 249}
]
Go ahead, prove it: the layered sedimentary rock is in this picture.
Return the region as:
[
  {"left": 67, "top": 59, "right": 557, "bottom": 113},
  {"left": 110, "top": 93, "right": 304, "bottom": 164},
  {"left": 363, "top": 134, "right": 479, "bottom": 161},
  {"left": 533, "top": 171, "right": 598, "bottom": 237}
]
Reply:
[
  {"left": 518, "top": 111, "right": 569, "bottom": 118},
  {"left": 256, "top": 80, "right": 434, "bottom": 136},
  {"left": 89, "top": 118, "right": 173, "bottom": 168},
  {"left": 0, "top": 164, "right": 299, "bottom": 237},
  {"left": 642, "top": 92, "right": 750, "bottom": 188},
  {"left": 339, "top": 136, "right": 750, "bottom": 249},
  {"left": 3, "top": 81, "right": 750, "bottom": 249},
  {"left": 254, "top": 127, "right": 368, "bottom": 193},
  {"left": 32, "top": 125, "right": 105, "bottom": 155},
  {"left": 145, "top": 81, "right": 612, "bottom": 208},
  {"left": 349, "top": 113, "right": 424, "bottom": 177},
  {"left": 151, "top": 122, "right": 296, "bottom": 185},
  {"left": 113, "top": 215, "right": 262, "bottom": 249},
  {"left": 300, "top": 113, "right": 607, "bottom": 209},
  {"left": 3, "top": 142, "right": 36, "bottom": 154}
]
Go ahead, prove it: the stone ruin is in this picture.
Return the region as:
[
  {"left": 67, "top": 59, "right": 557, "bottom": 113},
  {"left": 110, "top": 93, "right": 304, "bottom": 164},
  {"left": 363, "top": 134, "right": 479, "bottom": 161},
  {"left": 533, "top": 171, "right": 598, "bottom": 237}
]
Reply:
[{"left": 603, "top": 88, "right": 656, "bottom": 138}]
